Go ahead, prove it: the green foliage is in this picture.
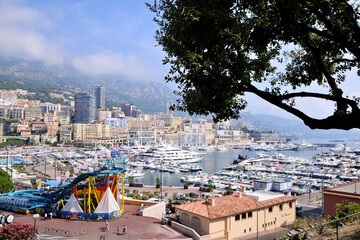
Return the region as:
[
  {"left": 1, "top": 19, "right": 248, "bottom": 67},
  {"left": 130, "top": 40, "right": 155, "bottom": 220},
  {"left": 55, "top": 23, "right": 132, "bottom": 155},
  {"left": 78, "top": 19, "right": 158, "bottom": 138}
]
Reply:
[
  {"left": 225, "top": 184, "right": 234, "bottom": 195},
  {"left": 31, "top": 130, "right": 47, "bottom": 135},
  {"left": 207, "top": 179, "right": 213, "bottom": 190},
  {"left": 0, "top": 139, "right": 30, "bottom": 147},
  {"left": 184, "top": 180, "right": 189, "bottom": 187},
  {"left": 156, "top": 178, "right": 161, "bottom": 186},
  {"left": 5, "top": 130, "right": 21, "bottom": 136},
  {"left": 0, "top": 169, "right": 14, "bottom": 193},
  {"left": 148, "top": 0, "right": 360, "bottom": 130},
  {"left": 330, "top": 201, "right": 360, "bottom": 224},
  {"left": 0, "top": 78, "right": 70, "bottom": 105},
  {"left": 129, "top": 176, "right": 135, "bottom": 185},
  {"left": 69, "top": 166, "right": 74, "bottom": 175}
]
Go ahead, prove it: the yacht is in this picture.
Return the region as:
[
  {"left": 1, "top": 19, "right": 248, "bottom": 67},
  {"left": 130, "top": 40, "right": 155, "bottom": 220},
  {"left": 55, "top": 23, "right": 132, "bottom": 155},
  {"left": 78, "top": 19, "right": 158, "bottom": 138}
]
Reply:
[{"left": 141, "top": 145, "right": 203, "bottom": 163}]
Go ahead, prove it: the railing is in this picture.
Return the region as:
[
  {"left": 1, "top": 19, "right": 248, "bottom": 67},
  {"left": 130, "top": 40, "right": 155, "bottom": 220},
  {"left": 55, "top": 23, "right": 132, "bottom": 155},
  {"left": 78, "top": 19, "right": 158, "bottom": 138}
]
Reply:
[{"left": 279, "top": 212, "right": 360, "bottom": 240}]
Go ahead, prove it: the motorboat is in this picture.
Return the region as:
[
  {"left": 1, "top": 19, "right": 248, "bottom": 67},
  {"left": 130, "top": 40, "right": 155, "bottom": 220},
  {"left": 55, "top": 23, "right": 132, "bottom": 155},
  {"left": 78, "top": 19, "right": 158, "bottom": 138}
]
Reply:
[{"left": 140, "top": 144, "right": 203, "bottom": 163}]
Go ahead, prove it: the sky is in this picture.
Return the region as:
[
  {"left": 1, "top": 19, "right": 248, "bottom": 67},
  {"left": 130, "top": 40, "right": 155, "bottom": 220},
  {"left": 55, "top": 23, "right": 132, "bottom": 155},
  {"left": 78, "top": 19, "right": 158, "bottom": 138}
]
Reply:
[{"left": 0, "top": 0, "right": 358, "bottom": 121}]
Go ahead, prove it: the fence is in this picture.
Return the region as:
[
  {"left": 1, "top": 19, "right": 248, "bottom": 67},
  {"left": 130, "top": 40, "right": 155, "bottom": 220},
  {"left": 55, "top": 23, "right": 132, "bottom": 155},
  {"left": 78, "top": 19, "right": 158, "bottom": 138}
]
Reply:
[
  {"left": 279, "top": 212, "right": 360, "bottom": 240},
  {"left": 45, "top": 227, "right": 89, "bottom": 237}
]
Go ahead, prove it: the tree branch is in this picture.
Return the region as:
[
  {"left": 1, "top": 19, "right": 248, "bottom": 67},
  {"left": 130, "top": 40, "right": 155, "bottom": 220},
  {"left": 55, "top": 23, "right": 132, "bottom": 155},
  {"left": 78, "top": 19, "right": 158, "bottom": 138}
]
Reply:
[
  {"left": 330, "top": 58, "right": 357, "bottom": 65},
  {"left": 279, "top": 91, "right": 360, "bottom": 111},
  {"left": 245, "top": 84, "right": 360, "bottom": 130}
]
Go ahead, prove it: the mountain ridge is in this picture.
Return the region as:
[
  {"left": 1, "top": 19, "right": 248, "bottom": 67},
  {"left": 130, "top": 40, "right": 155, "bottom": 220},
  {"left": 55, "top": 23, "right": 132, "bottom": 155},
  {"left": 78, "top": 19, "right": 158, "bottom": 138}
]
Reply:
[{"left": 0, "top": 56, "right": 175, "bottom": 113}]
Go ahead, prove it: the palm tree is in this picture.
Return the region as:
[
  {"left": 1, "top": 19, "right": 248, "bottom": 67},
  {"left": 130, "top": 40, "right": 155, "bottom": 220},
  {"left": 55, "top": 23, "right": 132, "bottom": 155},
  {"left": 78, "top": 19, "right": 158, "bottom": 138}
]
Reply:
[
  {"left": 129, "top": 176, "right": 135, "bottom": 186},
  {"left": 207, "top": 179, "right": 213, "bottom": 192},
  {"left": 184, "top": 180, "right": 189, "bottom": 189},
  {"left": 225, "top": 184, "right": 234, "bottom": 195},
  {"left": 156, "top": 178, "right": 161, "bottom": 188}
]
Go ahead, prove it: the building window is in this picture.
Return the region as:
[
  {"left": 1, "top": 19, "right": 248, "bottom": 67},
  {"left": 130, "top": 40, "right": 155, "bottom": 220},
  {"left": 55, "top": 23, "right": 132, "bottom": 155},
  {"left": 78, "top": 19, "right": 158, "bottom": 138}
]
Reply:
[
  {"left": 244, "top": 229, "right": 246, "bottom": 233},
  {"left": 269, "top": 206, "right": 273, "bottom": 213},
  {"left": 289, "top": 202, "right": 293, "bottom": 208},
  {"left": 181, "top": 213, "right": 190, "bottom": 225},
  {"left": 235, "top": 214, "right": 240, "bottom": 221},
  {"left": 248, "top": 212, "right": 253, "bottom": 218},
  {"left": 242, "top": 213, "right": 247, "bottom": 219},
  {"left": 192, "top": 216, "right": 201, "bottom": 230},
  {"left": 249, "top": 228, "right": 252, "bottom": 232},
  {"left": 279, "top": 204, "right": 283, "bottom": 211}
]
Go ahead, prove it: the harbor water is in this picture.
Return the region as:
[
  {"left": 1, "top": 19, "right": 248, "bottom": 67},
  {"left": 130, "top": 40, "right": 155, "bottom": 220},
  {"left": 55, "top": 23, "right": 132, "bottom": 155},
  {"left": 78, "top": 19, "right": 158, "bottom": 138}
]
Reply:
[{"left": 132, "top": 148, "right": 330, "bottom": 187}]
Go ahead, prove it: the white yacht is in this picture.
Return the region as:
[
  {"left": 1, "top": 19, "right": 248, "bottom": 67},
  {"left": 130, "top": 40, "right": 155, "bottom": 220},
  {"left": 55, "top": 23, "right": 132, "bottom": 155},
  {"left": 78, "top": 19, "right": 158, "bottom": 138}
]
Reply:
[{"left": 141, "top": 145, "right": 203, "bottom": 163}]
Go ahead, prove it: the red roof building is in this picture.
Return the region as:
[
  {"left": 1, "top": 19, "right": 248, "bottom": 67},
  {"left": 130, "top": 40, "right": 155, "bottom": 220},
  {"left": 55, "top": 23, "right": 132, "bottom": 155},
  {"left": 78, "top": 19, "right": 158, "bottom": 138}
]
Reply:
[
  {"left": 175, "top": 191, "right": 296, "bottom": 239},
  {"left": 324, "top": 181, "right": 360, "bottom": 216}
]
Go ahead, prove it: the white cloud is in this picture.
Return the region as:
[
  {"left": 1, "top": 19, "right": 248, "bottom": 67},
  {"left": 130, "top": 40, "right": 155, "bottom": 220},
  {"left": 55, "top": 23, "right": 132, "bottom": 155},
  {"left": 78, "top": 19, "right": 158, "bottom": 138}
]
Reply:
[
  {"left": 72, "top": 52, "right": 160, "bottom": 81},
  {"left": 0, "top": 0, "right": 63, "bottom": 64}
]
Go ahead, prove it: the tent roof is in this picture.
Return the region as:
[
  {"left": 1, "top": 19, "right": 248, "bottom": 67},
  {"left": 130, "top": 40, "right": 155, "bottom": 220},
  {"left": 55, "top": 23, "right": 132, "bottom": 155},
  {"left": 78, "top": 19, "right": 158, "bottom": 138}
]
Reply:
[
  {"left": 94, "top": 187, "right": 120, "bottom": 213},
  {"left": 62, "top": 194, "right": 84, "bottom": 213}
]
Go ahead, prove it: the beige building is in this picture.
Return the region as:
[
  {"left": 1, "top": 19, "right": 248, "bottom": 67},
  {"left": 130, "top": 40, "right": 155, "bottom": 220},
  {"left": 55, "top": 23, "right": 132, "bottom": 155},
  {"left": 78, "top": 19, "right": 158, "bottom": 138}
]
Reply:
[
  {"left": 10, "top": 107, "right": 25, "bottom": 119},
  {"left": 25, "top": 103, "right": 42, "bottom": 121},
  {"left": 43, "top": 112, "right": 56, "bottom": 123},
  {"left": 214, "top": 130, "right": 251, "bottom": 146},
  {"left": 56, "top": 109, "right": 72, "bottom": 125},
  {"left": 175, "top": 192, "right": 296, "bottom": 239},
  {"left": 59, "top": 124, "right": 72, "bottom": 142},
  {"left": 95, "top": 109, "right": 112, "bottom": 121},
  {"left": 153, "top": 113, "right": 182, "bottom": 129},
  {"left": 47, "top": 121, "right": 58, "bottom": 137},
  {"left": 73, "top": 123, "right": 112, "bottom": 142}
]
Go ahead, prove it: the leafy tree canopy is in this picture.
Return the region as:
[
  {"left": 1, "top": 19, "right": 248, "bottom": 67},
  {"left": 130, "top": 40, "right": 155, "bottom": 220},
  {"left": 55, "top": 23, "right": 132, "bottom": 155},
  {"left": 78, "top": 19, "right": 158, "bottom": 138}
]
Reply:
[
  {"left": 148, "top": 0, "right": 360, "bottom": 130},
  {"left": 0, "top": 169, "right": 14, "bottom": 193}
]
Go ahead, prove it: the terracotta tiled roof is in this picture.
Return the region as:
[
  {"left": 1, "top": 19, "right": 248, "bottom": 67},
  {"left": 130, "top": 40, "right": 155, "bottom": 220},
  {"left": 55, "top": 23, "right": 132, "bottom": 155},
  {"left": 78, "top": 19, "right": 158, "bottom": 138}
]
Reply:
[{"left": 175, "top": 194, "right": 296, "bottom": 219}]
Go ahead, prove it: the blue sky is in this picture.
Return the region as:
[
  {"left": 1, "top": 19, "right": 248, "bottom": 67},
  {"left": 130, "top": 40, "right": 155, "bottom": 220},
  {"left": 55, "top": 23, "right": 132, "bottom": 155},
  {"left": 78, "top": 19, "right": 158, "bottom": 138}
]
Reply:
[
  {"left": 0, "top": 0, "right": 167, "bottom": 80},
  {"left": 0, "top": 0, "right": 358, "bottom": 121}
]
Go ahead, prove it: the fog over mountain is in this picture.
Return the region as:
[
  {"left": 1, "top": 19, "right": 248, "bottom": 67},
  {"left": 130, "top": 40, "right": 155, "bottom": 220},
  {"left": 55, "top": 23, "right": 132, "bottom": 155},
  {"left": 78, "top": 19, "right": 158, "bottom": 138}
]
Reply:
[{"left": 0, "top": 56, "right": 175, "bottom": 113}]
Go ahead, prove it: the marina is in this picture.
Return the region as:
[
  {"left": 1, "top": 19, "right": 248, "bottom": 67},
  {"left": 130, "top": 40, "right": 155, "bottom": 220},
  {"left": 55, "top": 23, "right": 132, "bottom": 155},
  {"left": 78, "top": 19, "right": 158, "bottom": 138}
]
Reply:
[{"left": 2, "top": 141, "right": 360, "bottom": 195}]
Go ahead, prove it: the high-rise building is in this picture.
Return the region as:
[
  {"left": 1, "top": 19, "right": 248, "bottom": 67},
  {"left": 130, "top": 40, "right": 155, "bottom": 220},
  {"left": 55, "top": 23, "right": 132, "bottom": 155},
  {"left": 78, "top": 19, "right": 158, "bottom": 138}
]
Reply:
[
  {"left": 121, "top": 103, "right": 142, "bottom": 117},
  {"left": 164, "top": 100, "right": 173, "bottom": 114},
  {"left": 74, "top": 93, "right": 95, "bottom": 123},
  {"left": 93, "top": 85, "right": 105, "bottom": 109}
]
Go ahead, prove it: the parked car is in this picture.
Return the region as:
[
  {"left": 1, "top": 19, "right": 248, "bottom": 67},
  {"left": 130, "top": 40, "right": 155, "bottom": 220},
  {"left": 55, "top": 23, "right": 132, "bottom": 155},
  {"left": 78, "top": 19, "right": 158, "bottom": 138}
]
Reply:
[
  {"left": 166, "top": 208, "right": 172, "bottom": 215},
  {"left": 296, "top": 205, "right": 303, "bottom": 217}
]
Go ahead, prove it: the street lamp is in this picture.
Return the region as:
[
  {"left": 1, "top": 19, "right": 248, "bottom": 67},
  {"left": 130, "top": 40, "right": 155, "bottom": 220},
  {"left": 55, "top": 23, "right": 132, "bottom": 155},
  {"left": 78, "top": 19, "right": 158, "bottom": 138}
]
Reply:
[
  {"left": 322, "top": 168, "right": 331, "bottom": 216},
  {"left": 32, "top": 214, "right": 40, "bottom": 240},
  {"left": 160, "top": 154, "right": 164, "bottom": 201}
]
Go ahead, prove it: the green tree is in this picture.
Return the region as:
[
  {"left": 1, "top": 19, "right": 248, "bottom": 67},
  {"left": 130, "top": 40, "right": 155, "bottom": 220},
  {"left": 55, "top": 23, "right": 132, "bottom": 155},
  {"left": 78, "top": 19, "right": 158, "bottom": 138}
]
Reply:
[
  {"left": 207, "top": 179, "right": 213, "bottom": 190},
  {"left": 331, "top": 201, "right": 360, "bottom": 224},
  {"left": 0, "top": 169, "right": 14, "bottom": 193},
  {"left": 129, "top": 176, "right": 135, "bottom": 185},
  {"left": 148, "top": 0, "right": 360, "bottom": 130},
  {"left": 225, "top": 184, "right": 234, "bottom": 195},
  {"left": 156, "top": 178, "right": 161, "bottom": 187}
]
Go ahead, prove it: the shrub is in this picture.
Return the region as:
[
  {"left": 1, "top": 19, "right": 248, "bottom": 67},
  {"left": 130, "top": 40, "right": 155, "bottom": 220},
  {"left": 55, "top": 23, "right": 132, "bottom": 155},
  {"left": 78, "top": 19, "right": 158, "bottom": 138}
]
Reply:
[{"left": 0, "top": 223, "right": 38, "bottom": 240}]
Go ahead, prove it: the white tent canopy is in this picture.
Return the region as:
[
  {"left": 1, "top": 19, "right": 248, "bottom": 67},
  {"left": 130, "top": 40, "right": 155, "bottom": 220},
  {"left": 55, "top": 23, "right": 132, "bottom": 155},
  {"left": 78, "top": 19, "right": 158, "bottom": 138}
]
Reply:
[
  {"left": 62, "top": 194, "right": 84, "bottom": 213},
  {"left": 94, "top": 187, "right": 120, "bottom": 213}
]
